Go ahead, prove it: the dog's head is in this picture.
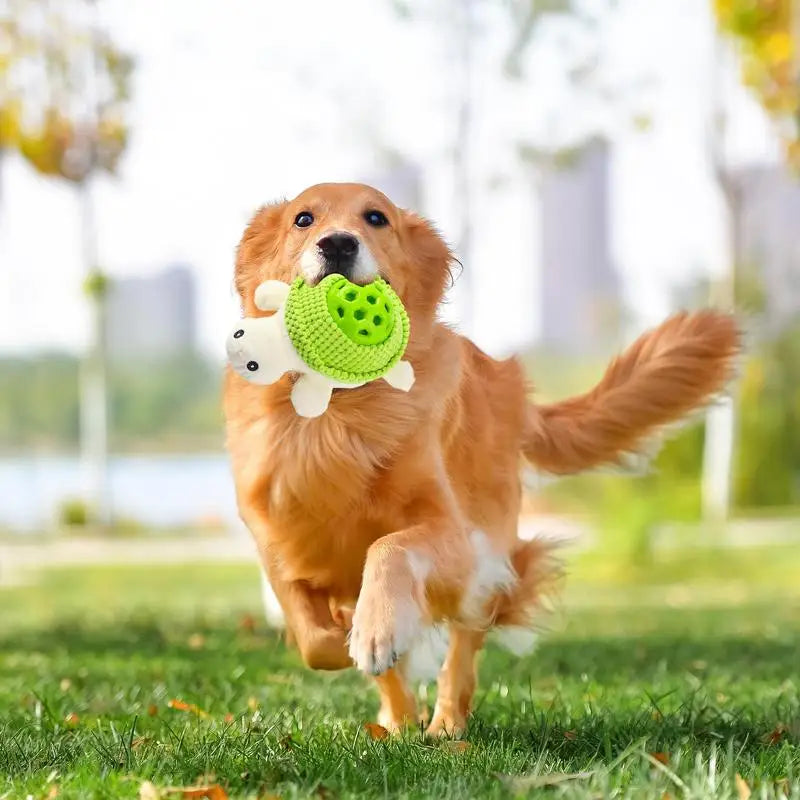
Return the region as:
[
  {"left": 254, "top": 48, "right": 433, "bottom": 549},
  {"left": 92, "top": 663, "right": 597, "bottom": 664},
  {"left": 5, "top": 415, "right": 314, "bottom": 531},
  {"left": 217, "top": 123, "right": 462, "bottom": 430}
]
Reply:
[{"left": 234, "top": 183, "right": 452, "bottom": 332}]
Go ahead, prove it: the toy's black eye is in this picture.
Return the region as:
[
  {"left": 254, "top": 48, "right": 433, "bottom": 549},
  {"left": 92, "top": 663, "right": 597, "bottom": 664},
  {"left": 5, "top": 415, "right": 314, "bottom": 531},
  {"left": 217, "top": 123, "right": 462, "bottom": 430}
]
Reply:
[
  {"left": 233, "top": 329, "right": 244, "bottom": 339},
  {"left": 294, "top": 211, "right": 314, "bottom": 228},
  {"left": 364, "top": 210, "right": 388, "bottom": 227},
  {"left": 246, "top": 361, "right": 259, "bottom": 372}
]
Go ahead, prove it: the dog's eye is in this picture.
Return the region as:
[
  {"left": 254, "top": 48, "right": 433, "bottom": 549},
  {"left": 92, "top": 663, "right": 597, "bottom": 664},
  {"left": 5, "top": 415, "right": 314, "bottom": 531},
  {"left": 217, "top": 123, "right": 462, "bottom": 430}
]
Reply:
[
  {"left": 294, "top": 212, "right": 314, "bottom": 228},
  {"left": 246, "top": 361, "right": 259, "bottom": 372},
  {"left": 364, "top": 210, "right": 389, "bottom": 227}
]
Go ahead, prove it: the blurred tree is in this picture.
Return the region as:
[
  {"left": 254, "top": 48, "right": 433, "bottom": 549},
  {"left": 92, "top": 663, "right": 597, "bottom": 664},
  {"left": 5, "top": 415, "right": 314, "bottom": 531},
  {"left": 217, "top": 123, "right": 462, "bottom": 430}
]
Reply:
[
  {"left": 713, "top": 0, "right": 800, "bottom": 171},
  {"left": 0, "top": 355, "right": 223, "bottom": 452},
  {"left": 0, "top": 0, "right": 133, "bottom": 526},
  {"left": 703, "top": 0, "right": 799, "bottom": 523}
]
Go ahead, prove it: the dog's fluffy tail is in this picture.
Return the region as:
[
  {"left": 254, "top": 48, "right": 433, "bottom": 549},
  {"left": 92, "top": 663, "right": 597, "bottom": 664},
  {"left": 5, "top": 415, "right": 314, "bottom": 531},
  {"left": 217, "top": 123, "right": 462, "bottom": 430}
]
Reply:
[{"left": 522, "top": 310, "right": 741, "bottom": 475}]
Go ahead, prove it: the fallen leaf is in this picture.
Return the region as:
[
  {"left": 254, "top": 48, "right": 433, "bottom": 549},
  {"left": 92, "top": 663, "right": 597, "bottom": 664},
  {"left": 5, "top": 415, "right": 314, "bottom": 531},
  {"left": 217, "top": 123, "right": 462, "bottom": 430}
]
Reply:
[
  {"left": 188, "top": 633, "right": 206, "bottom": 650},
  {"left": 563, "top": 729, "right": 577, "bottom": 740},
  {"left": 363, "top": 722, "right": 390, "bottom": 740},
  {"left": 147, "top": 704, "right": 159, "bottom": 717},
  {"left": 132, "top": 737, "right": 153, "bottom": 750},
  {"left": 167, "top": 699, "right": 209, "bottom": 718},
  {"left": 735, "top": 774, "right": 751, "bottom": 800},
  {"left": 59, "top": 678, "right": 71, "bottom": 692},
  {"left": 139, "top": 783, "right": 228, "bottom": 800},
  {"left": 441, "top": 740, "right": 471, "bottom": 753},
  {"left": 764, "top": 724, "right": 787, "bottom": 745},
  {"left": 650, "top": 752, "right": 670, "bottom": 765},
  {"left": 500, "top": 771, "right": 595, "bottom": 790},
  {"left": 174, "top": 786, "right": 228, "bottom": 799},
  {"left": 239, "top": 613, "right": 256, "bottom": 633},
  {"left": 63, "top": 713, "right": 79, "bottom": 727}
]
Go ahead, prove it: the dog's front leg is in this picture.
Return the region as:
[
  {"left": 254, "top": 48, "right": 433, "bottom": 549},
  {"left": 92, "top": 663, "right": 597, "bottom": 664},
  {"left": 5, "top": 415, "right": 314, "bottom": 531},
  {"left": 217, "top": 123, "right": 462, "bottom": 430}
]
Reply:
[{"left": 348, "top": 514, "right": 471, "bottom": 676}]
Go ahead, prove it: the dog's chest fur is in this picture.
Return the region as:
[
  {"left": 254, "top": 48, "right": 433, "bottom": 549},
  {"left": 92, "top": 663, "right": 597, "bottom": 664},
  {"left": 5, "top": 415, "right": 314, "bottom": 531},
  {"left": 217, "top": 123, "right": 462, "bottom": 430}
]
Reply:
[{"left": 250, "top": 390, "right": 423, "bottom": 593}]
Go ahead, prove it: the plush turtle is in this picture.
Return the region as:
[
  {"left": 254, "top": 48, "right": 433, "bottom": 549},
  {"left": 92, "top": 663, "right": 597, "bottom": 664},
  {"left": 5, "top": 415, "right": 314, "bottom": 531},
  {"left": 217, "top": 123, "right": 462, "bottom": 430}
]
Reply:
[{"left": 226, "top": 274, "right": 414, "bottom": 417}]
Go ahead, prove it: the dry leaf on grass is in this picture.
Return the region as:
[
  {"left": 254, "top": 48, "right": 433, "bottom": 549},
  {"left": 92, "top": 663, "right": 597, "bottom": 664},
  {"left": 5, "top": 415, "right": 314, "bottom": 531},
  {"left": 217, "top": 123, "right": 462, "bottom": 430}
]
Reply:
[
  {"left": 167, "top": 699, "right": 210, "bottom": 718},
  {"left": 239, "top": 613, "right": 256, "bottom": 633},
  {"left": 441, "top": 740, "right": 471, "bottom": 754},
  {"left": 735, "top": 774, "right": 752, "bottom": 800},
  {"left": 131, "top": 737, "right": 153, "bottom": 750},
  {"left": 650, "top": 752, "right": 670, "bottom": 765},
  {"left": 147, "top": 704, "right": 158, "bottom": 717},
  {"left": 764, "top": 724, "right": 787, "bottom": 745},
  {"left": 139, "top": 781, "right": 229, "bottom": 800},
  {"left": 500, "top": 770, "right": 595, "bottom": 790},
  {"left": 363, "top": 722, "right": 389, "bottom": 740},
  {"left": 563, "top": 729, "right": 577, "bottom": 740}
]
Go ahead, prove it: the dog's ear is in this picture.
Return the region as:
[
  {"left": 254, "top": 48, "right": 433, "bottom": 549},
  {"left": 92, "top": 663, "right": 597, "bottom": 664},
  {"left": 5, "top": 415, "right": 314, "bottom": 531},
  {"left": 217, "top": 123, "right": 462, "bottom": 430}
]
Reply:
[
  {"left": 235, "top": 201, "right": 289, "bottom": 312},
  {"left": 400, "top": 211, "right": 453, "bottom": 317}
]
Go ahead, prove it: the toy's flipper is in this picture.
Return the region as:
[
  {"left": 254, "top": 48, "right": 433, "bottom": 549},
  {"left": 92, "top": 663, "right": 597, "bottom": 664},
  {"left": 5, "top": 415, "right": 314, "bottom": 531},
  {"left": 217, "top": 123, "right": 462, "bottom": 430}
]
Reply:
[
  {"left": 254, "top": 280, "right": 291, "bottom": 312},
  {"left": 383, "top": 360, "right": 415, "bottom": 392},
  {"left": 291, "top": 374, "right": 334, "bottom": 418}
]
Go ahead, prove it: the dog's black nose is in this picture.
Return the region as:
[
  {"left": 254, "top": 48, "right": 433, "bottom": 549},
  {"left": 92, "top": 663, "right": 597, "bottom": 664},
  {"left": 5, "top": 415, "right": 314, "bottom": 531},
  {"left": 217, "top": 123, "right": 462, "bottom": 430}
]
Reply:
[{"left": 317, "top": 232, "right": 359, "bottom": 273}]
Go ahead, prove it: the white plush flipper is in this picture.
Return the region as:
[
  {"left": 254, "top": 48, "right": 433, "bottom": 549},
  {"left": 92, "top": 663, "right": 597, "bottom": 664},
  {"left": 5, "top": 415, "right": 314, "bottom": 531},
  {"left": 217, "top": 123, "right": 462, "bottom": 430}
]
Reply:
[
  {"left": 290, "top": 373, "right": 334, "bottom": 418},
  {"left": 383, "top": 360, "right": 415, "bottom": 392},
  {"left": 228, "top": 279, "right": 411, "bottom": 417},
  {"left": 254, "top": 280, "right": 291, "bottom": 312}
]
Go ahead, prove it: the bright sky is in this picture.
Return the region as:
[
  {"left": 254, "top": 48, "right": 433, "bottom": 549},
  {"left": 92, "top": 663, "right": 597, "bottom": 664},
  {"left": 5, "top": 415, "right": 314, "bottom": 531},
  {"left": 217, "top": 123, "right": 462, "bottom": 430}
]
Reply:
[{"left": 0, "top": 0, "right": 779, "bottom": 360}]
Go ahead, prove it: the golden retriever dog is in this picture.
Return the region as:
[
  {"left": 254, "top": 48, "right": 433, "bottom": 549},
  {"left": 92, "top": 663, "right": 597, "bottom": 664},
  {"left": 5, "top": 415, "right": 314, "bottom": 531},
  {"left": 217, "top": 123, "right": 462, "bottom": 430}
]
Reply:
[{"left": 224, "top": 182, "right": 739, "bottom": 736}]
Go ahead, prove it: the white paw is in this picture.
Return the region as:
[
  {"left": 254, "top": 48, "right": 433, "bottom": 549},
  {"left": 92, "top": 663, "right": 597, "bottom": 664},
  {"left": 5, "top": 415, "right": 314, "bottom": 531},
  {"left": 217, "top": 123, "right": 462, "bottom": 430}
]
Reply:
[{"left": 348, "top": 591, "right": 422, "bottom": 675}]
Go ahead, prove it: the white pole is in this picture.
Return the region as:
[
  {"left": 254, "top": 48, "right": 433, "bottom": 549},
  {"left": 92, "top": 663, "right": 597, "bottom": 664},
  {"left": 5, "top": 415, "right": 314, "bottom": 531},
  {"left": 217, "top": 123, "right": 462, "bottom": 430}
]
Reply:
[{"left": 78, "top": 177, "right": 111, "bottom": 528}]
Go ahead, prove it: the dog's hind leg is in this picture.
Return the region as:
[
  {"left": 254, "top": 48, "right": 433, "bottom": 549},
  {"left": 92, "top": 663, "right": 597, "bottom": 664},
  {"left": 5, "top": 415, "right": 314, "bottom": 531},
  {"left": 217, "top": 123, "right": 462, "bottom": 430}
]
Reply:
[{"left": 426, "top": 626, "right": 485, "bottom": 738}]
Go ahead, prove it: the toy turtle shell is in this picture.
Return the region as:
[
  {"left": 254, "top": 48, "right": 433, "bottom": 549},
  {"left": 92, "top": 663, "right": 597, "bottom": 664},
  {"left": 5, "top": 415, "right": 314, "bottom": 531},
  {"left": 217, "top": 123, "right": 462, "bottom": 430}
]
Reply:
[{"left": 283, "top": 274, "right": 410, "bottom": 385}]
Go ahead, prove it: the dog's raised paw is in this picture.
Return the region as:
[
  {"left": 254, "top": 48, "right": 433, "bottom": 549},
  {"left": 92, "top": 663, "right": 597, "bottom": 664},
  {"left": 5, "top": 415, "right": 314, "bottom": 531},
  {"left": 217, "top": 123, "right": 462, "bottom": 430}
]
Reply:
[{"left": 348, "top": 584, "right": 422, "bottom": 675}]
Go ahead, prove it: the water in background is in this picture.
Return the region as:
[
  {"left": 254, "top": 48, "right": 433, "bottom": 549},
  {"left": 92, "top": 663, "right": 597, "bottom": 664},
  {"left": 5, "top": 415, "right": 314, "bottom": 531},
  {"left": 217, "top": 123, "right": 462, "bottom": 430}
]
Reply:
[{"left": 0, "top": 454, "right": 239, "bottom": 531}]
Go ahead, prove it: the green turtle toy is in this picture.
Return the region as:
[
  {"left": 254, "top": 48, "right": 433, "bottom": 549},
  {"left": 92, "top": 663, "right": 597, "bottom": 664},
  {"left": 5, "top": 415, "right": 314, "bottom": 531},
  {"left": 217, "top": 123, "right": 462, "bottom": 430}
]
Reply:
[{"left": 226, "top": 274, "right": 414, "bottom": 417}]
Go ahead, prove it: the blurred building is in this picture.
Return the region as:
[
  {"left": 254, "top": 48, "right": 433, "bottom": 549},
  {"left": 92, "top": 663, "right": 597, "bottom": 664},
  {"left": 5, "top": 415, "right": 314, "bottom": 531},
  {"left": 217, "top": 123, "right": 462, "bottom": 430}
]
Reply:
[
  {"left": 538, "top": 139, "right": 622, "bottom": 353},
  {"left": 106, "top": 265, "right": 198, "bottom": 359},
  {"left": 737, "top": 165, "right": 800, "bottom": 327}
]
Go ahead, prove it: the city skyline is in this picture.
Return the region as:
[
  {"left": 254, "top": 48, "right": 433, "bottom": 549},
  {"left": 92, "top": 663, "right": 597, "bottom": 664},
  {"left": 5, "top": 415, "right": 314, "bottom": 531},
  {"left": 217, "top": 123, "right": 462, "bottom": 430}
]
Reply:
[{"left": 0, "top": 0, "right": 784, "bottom": 362}]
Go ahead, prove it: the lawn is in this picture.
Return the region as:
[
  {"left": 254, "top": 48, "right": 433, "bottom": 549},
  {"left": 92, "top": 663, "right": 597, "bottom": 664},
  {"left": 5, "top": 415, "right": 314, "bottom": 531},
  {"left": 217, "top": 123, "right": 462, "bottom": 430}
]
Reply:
[{"left": 1, "top": 546, "right": 800, "bottom": 799}]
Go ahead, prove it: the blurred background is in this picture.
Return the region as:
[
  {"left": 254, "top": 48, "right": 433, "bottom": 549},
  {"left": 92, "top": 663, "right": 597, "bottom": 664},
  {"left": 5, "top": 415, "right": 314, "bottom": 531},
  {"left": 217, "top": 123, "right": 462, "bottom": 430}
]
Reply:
[{"left": 0, "top": 0, "right": 798, "bottom": 574}]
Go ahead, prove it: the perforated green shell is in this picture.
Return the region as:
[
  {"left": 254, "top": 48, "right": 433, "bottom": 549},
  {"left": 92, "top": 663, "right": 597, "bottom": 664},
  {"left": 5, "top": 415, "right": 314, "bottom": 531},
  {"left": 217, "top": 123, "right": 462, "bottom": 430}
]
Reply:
[{"left": 283, "top": 274, "right": 410, "bottom": 384}]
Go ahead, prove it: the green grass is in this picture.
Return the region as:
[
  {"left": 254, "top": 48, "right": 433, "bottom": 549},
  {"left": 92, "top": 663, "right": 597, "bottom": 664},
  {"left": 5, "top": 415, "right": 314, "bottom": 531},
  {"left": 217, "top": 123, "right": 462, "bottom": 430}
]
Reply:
[{"left": 2, "top": 550, "right": 800, "bottom": 799}]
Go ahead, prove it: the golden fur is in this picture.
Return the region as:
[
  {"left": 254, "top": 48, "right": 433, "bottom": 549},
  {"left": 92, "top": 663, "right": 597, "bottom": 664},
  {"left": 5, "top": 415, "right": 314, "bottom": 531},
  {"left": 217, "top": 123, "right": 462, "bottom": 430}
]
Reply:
[{"left": 224, "top": 182, "right": 740, "bottom": 735}]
